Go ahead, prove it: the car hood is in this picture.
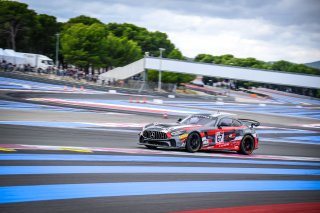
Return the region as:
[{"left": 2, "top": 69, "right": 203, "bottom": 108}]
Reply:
[{"left": 144, "top": 123, "right": 203, "bottom": 132}]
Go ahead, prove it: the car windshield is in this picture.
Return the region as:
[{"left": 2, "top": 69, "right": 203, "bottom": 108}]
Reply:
[{"left": 180, "top": 115, "right": 217, "bottom": 126}]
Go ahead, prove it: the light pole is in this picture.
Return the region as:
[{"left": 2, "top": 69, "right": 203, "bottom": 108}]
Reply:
[
  {"left": 55, "top": 33, "right": 60, "bottom": 68},
  {"left": 144, "top": 52, "right": 149, "bottom": 82},
  {"left": 158, "top": 48, "right": 165, "bottom": 91}
]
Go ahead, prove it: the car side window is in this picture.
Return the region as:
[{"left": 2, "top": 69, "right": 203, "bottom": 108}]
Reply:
[
  {"left": 219, "top": 118, "right": 233, "bottom": 127},
  {"left": 232, "top": 119, "right": 242, "bottom": 127}
]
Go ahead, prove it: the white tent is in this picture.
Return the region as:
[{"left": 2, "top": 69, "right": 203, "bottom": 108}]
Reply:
[
  {"left": 3, "top": 49, "right": 27, "bottom": 65},
  {"left": 0, "top": 48, "right": 4, "bottom": 61},
  {"left": 0, "top": 48, "right": 14, "bottom": 63}
]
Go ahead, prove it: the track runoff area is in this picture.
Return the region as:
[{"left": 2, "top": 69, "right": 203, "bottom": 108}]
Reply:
[{"left": 0, "top": 76, "right": 320, "bottom": 212}]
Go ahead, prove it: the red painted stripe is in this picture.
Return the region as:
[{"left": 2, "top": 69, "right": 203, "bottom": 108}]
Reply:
[{"left": 170, "top": 202, "right": 320, "bottom": 213}]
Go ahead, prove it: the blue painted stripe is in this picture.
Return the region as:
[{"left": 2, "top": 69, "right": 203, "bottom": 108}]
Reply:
[
  {"left": 0, "top": 121, "right": 140, "bottom": 132},
  {"left": 0, "top": 121, "right": 97, "bottom": 128},
  {"left": 0, "top": 100, "right": 92, "bottom": 113},
  {"left": 168, "top": 101, "right": 320, "bottom": 119},
  {"left": 1, "top": 180, "right": 320, "bottom": 204},
  {"left": 309, "top": 115, "right": 320, "bottom": 119},
  {"left": 257, "top": 129, "right": 316, "bottom": 134},
  {"left": 82, "top": 128, "right": 140, "bottom": 133},
  {"left": 0, "top": 77, "right": 64, "bottom": 90},
  {"left": 261, "top": 137, "right": 320, "bottom": 145},
  {"left": 63, "top": 99, "right": 209, "bottom": 115},
  {"left": 1, "top": 154, "right": 320, "bottom": 166},
  {"left": 262, "top": 135, "right": 320, "bottom": 145},
  {"left": 2, "top": 75, "right": 319, "bottom": 118},
  {"left": 0, "top": 77, "right": 103, "bottom": 94},
  {"left": 186, "top": 102, "right": 320, "bottom": 119},
  {"left": 0, "top": 85, "right": 24, "bottom": 89},
  {"left": 0, "top": 166, "right": 319, "bottom": 175},
  {"left": 285, "top": 136, "right": 320, "bottom": 142},
  {"left": 286, "top": 111, "right": 320, "bottom": 115}
]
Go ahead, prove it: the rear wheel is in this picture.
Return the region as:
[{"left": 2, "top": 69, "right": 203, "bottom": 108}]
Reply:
[
  {"left": 238, "top": 135, "right": 254, "bottom": 155},
  {"left": 186, "top": 132, "right": 201, "bottom": 153}
]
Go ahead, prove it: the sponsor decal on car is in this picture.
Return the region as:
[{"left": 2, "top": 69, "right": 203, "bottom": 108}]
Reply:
[
  {"left": 215, "top": 132, "right": 224, "bottom": 144},
  {"left": 179, "top": 133, "right": 189, "bottom": 139},
  {"left": 202, "top": 137, "right": 209, "bottom": 145}
]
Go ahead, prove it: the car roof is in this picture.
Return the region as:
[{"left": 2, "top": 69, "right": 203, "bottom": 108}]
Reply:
[{"left": 192, "top": 112, "right": 237, "bottom": 119}]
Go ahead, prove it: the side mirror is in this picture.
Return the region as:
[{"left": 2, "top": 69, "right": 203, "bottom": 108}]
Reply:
[
  {"left": 177, "top": 118, "right": 182, "bottom": 123},
  {"left": 217, "top": 125, "right": 222, "bottom": 129}
]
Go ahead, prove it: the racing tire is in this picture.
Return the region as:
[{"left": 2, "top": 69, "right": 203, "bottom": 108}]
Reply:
[
  {"left": 238, "top": 135, "right": 254, "bottom": 155},
  {"left": 186, "top": 132, "right": 201, "bottom": 153},
  {"left": 145, "top": 145, "right": 157, "bottom": 149}
]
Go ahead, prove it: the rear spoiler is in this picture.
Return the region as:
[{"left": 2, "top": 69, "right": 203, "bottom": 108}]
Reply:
[{"left": 239, "top": 119, "right": 260, "bottom": 128}]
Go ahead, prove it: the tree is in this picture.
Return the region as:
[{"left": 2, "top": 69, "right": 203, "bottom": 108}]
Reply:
[
  {"left": 106, "top": 23, "right": 175, "bottom": 56},
  {"left": 147, "top": 48, "right": 195, "bottom": 84},
  {"left": 194, "top": 54, "right": 214, "bottom": 63},
  {"left": 0, "top": 0, "right": 37, "bottom": 50},
  {"left": 61, "top": 23, "right": 107, "bottom": 69},
  {"left": 271, "top": 60, "right": 319, "bottom": 75},
  {"left": 67, "top": 15, "right": 102, "bottom": 25},
  {"left": 147, "top": 69, "right": 195, "bottom": 84},
  {"left": 61, "top": 23, "right": 142, "bottom": 71},
  {"left": 30, "top": 14, "right": 61, "bottom": 58},
  {"left": 99, "top": 34, "right": 142, "bottom": 68},
  {"left": 271, "top": 60, "right": 292, "bottom": 71},
  {"left": 167, "top": 48, "right": 185, "bottom": 60}
]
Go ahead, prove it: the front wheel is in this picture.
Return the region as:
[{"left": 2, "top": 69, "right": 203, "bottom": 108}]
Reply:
[
  {"left": 238, "top": 135, "right": 254, "bottom": 155},
  {"left": 186, "top": 132, "right": 201, "bottom": 153}
]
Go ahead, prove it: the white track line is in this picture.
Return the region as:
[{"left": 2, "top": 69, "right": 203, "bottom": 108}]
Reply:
[{"left": 1, "top": 144, "right": 319, "bottom": 162}]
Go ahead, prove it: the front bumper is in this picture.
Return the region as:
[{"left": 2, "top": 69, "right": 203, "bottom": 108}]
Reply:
[
  {"left": 138, "top": 127, "right": 190, "bottom": 149},
  {"left": 139, "top": 136, "right": 177, "bottom": 147},
  {"left": 139, "top": 132, "right": 187, "bottom": 148}
]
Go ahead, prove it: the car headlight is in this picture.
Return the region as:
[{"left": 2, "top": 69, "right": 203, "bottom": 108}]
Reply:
[{"left": 171, "top": 130, "right": 186, "bottom": 136}]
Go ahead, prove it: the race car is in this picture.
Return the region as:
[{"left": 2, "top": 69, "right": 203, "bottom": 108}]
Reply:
[{"left": 138, "top": 112, "right": 260, "bottom": 154}]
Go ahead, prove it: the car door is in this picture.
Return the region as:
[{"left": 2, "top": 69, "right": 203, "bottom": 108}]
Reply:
[{"left": 216, "top": 118, "right": 235, "bottom": 145}]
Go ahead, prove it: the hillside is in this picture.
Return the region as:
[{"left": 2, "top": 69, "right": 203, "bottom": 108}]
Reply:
[{"left": 305, "top": 61, "right": 320, "bottom": 69}]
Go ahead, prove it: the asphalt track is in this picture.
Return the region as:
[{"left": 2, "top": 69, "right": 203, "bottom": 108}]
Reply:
[
  {"left": 1, "top": 112, "right": 319, "bottom": 212},
  {"left": 0, "top": 76, "right": 320, "bottom": 212}
]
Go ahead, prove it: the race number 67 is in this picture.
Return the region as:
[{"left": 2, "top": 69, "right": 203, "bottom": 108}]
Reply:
[{"left": 216, "top": 132, "right": 224, "bottom": 143}]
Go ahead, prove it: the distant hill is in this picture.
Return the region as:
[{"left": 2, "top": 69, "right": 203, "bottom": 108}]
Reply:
[{"left": 305, "top": 61, "right": 320, "bottom": 69}]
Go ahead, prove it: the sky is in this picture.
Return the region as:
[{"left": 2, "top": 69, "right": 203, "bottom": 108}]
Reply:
[{"left": 19, "top": 0, "right": 320, "bottom": 63}]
